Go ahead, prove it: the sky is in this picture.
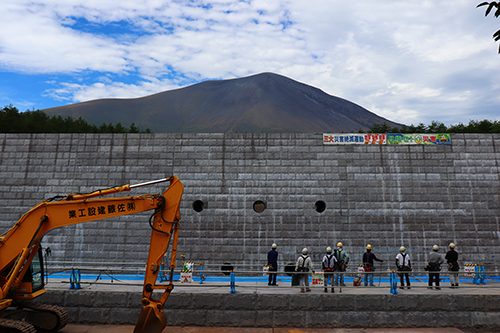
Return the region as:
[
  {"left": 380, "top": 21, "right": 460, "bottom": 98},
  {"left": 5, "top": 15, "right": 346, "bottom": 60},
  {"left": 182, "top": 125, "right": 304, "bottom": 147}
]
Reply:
[{"left": 1, "top": 0, "right": 499, "bottom": 127}]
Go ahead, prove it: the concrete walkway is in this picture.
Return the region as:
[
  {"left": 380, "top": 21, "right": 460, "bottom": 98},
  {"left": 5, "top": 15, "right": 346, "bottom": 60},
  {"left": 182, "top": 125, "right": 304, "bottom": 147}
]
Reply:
[
  {"left": 46, "top": 275, "right": 500, "bottom": 295},
  {"left": 58, "top": 325, "right": 483, "bottom": 333},
  {"left": 42, "top": 275, "right": 500, "bottom": 330}
]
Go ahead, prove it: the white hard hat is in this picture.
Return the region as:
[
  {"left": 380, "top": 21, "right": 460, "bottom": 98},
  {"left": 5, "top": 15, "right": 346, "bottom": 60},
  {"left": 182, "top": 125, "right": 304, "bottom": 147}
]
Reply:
[
  {"left": 337, "top": 242, "right": 343, "bottom": 248},
  {"left": 400, "top": 246, "right": 406, "bottom": 252},
  {"left": 326, "top": 246, "right": 332, "bottom": 253},
  {"left": 449, "top": 243, "right": 455, "bottom": 249},
  {"left": 302, "top": 248, "right": 308, "bottom": 255},
  {"left": 433, "top": 245, "right": 439, "bottom": 251},
  {"left": 272, "top": 243, "right": 277, "bottom": 249}
]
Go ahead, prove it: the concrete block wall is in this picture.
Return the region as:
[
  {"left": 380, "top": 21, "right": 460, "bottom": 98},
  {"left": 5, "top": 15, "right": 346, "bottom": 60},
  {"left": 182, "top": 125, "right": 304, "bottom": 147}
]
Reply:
[
  {"left": 0, "top": 133, "right": 500, "bottom": 272},
  {"left": 38, "top": 290, "right": 500, "bottom": 328}
]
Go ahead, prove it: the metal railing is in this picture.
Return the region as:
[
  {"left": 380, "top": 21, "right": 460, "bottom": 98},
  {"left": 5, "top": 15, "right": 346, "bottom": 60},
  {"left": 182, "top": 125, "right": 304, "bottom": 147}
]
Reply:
[{"left": 45, "top": 260, "right": 499, "bottom": 292}]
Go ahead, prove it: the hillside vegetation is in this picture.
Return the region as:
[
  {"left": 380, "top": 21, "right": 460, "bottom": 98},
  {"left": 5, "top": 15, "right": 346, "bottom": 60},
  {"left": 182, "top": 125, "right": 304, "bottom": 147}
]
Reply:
[
  {"left": 367, "top": 120, "right": 500, "bottom": 134},
  {"left": 0, "top": 105, "right": 150, "bottom": 133},
  {"left": 2, "top": 104, "right": 499, "bottom": 134}
]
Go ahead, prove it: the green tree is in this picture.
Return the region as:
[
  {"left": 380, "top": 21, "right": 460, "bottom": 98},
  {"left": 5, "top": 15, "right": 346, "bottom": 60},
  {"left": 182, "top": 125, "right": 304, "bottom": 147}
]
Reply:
[
  {"left": 427, "top": 120, "right": 447, "bottom": 133},
  {"left": 0, "top": 105, "right": 22, "bottom": 132},
  {"left": 490, "top": 121, "right": 500, "bottom": 132},
  {"left": 112, "top": 123, "right": 127, "bottom": 133},
  {"left": 369, "top": 123, "right": 391, "bottom": 133},
  {"left": 129, "top": 123, "right": 140, "bottom": 133},
  {"left": 477, "top": 2, "right": 500, "bottom": 53},
  {"left": 400, "top": 123, "right": 427, "bottom": 133},
  {"left": 447, "top": 122, "right": 467, "bottom": 133}
]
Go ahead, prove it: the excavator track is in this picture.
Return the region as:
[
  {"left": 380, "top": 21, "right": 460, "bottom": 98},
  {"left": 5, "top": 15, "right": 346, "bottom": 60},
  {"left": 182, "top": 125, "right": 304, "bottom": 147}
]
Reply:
[
  {"left": 0, "top": 318, "right": 37, "bottom": 333},
  {"left": 3, "top": 301, "right": 69, "bottom": 332},
  {"left": 23, "top": 302, "right": 69, "bottom": 331}
]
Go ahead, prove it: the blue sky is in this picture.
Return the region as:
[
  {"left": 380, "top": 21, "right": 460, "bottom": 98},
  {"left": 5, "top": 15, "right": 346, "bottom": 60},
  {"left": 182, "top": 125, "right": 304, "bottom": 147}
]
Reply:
[{"left": 1, "top": 0, "right": 499, "bottom": 126}]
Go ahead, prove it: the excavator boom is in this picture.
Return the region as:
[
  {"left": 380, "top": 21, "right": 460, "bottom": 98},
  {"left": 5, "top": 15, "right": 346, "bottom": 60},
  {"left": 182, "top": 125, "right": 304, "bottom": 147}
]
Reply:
[{"left": 0, "top": 176, "right": 184, "bottom": 333}]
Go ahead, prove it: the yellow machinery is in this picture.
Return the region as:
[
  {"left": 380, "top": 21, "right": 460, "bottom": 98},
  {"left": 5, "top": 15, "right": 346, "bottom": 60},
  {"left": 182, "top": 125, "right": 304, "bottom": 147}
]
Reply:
[{"left": 0, "top": 176, "right": 184, "bottom": 333}]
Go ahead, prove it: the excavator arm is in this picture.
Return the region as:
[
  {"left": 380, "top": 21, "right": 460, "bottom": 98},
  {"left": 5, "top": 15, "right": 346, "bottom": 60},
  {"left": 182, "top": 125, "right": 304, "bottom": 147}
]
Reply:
[
  {"left": 0, "top": 176, "right": 184, "bottom": 333},
  {"left": 134, "top": 177, "right": 183, "bottom": 333}
]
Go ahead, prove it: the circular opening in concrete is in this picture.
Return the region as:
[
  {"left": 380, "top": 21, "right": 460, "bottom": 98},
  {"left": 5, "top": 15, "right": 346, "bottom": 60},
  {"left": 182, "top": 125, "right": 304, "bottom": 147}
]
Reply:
[
  {"left": 315, "top": 200, "right": 326, "bottom": 213},
  {"left": 253, "top": 200, "right": 266, "bottom": 213},
  {"left": 221, "top": 263, "right": 233, "bottom": 276},
  {"left": 192, "top": 200, "right": 204, "bottom": 212}
]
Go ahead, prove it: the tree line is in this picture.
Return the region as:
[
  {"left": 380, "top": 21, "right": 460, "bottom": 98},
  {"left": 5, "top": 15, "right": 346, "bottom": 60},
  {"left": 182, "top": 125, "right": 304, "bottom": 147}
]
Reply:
[
  {"left": 0, "top": 105, "right": 151, "bottom": 133},
  {"left": 2, "top": 104, "right": 500, "bottom": 134},
  {"left": 367, "top": 119, "right": 500, "bottom": 134}
]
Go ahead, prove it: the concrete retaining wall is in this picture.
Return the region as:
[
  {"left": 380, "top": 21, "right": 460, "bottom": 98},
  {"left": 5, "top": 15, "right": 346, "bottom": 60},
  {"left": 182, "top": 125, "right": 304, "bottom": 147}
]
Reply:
[
  {"left": 39, "top": 290, "right": 500, "bottom": 328},
  {"left": 1, "top": 133, "right": 500, "bottom": 270}
]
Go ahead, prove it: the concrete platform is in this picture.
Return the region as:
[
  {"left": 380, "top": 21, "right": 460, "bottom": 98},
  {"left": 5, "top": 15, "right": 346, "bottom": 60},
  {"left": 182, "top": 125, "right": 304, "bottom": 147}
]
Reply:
[
  {"left": 58, "top": 324, "right": 484, "bottom": 333},
  {"left": 37, "top": 275, "right": 500, "bottom": 330}
]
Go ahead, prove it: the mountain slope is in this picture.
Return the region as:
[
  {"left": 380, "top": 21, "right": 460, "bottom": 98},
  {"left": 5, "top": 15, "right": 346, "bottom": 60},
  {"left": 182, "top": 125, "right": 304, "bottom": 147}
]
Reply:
[{"left": 42, "top": 73, "right": 402, "bottom": 133}]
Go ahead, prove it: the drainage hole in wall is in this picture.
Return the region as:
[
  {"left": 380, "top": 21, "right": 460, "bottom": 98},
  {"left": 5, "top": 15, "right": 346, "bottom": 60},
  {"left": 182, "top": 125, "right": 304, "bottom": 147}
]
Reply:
[
  {"left": 193, "top": 200, "right": 204, "bottom": 212},
  {"left": 253, "top": 200, "right": 266, "bottom": 213},
  {"left": 315, "top": 200, "right": 326, "bottom": 213}
]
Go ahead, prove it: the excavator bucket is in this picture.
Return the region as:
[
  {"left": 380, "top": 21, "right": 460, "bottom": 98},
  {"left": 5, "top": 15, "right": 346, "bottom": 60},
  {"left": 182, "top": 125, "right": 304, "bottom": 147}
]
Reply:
[{"left": 133, "top": 304, "right": 167, "bottom": 333}]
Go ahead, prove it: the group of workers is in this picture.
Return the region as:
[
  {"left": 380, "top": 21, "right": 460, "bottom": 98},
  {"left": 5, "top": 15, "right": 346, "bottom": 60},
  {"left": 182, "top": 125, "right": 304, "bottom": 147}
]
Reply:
[
  {"left": 267, "top": 242, "right": 460, "bottom": 292},
  {"left": 398, "top": 243, "right": 460, "bottom": 290},
  {"left": 296, "top": 242, "right": 350, "bottom": 293}
]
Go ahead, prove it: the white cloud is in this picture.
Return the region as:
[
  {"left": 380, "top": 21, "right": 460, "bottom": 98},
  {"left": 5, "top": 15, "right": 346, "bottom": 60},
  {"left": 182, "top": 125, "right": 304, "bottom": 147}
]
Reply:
[
  {"left": 1, "top": 0, "right": 500, "bottom": 126},
  {"left": 0, "top": 2, "right": 130, "bottom": 73},
  {"left": 43, "top": 78, "right": 181, "bottom": 102},
  {"left": 380, "top": 83, "right": 442, "bottom": 99}
]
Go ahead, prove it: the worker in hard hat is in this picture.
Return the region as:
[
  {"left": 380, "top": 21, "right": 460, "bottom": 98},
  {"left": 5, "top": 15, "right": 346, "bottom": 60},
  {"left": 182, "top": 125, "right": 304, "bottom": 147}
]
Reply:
[
  {"left": 445, "top": 243, "right": 459, "bottom": 288},
  {"left": 362, "top": 244, "right": 383, "bottom": 287},
  {"left": 334, "top": 242, "right": 350, "bottom": 287},
  {"left": 322, "top": 246, "right": 337, "bottom": 293},
  {"left": 395, "top": 246, "right": 412, "bottom": 289},
  {"left": 295, "top": 248, "right": 314, "bottom": 292},
  {"left": 267, "top": 243, "right": 279, "bottom": 286},
  {"left": 427, "top": 245, "right": 444, "bottom": 290}
]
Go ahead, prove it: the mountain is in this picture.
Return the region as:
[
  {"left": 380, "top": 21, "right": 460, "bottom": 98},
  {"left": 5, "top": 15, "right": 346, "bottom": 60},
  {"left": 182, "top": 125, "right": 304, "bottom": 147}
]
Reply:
[{"left": 42, "top": 72, "right": 402, "bottom": 133}]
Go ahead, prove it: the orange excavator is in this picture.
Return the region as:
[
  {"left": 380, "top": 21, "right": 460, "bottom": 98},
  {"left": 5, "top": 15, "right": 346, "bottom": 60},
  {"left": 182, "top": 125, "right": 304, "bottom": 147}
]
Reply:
[{"left": 0, "top": 176, "right": 184, "bottom": 333}]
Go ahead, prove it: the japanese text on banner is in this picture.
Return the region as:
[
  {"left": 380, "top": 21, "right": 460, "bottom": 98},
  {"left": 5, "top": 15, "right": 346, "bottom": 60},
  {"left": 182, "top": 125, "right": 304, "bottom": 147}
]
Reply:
[{"left": 323, "top": 133, "right": 451, "bottom": 145}]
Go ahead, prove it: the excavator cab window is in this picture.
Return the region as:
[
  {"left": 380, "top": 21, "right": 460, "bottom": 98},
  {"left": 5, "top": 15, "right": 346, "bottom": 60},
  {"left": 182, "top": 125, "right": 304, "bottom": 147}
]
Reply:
[{"left": 22, "top": 248, "right": 45, "bottom": 292}]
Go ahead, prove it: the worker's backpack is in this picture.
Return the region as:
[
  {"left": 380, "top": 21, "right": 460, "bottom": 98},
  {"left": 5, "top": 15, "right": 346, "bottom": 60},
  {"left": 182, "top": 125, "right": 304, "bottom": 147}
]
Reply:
[
  {"left": 322, "top": 254, "right": 335, "bottom": 271},
  {"left": 298, "top": 255, "right": 309, "bottom": 272}
]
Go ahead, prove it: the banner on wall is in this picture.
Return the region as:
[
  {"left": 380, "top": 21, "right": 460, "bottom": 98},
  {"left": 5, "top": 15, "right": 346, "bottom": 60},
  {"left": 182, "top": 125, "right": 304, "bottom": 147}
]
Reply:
[{"left": 323, "top": 133, "right": 451, "bottom": 145}]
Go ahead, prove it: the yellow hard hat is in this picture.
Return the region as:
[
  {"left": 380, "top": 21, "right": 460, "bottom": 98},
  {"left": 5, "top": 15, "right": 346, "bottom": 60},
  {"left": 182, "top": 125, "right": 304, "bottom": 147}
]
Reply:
[
  {"left": 400, "top": 246, "right": 406, "bottom": 252},
  {"left": 337, "top": 242, "right": 343, "bottom": 247},
  {"left": 366, "top": 244, "right": 372, "bottom": 250}
]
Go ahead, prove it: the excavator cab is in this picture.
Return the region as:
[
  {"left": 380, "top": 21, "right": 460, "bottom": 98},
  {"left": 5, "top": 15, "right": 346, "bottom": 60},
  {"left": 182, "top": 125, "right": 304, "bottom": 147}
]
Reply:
[
  {"left": 0, "top": 248, "right": 68, "bottom": 333},
  {"left": 0, "top": 248, "right": 46, "bottom": 302},
  {"left": 15, "top": 248, "right": 45, "bottom": 300}
]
